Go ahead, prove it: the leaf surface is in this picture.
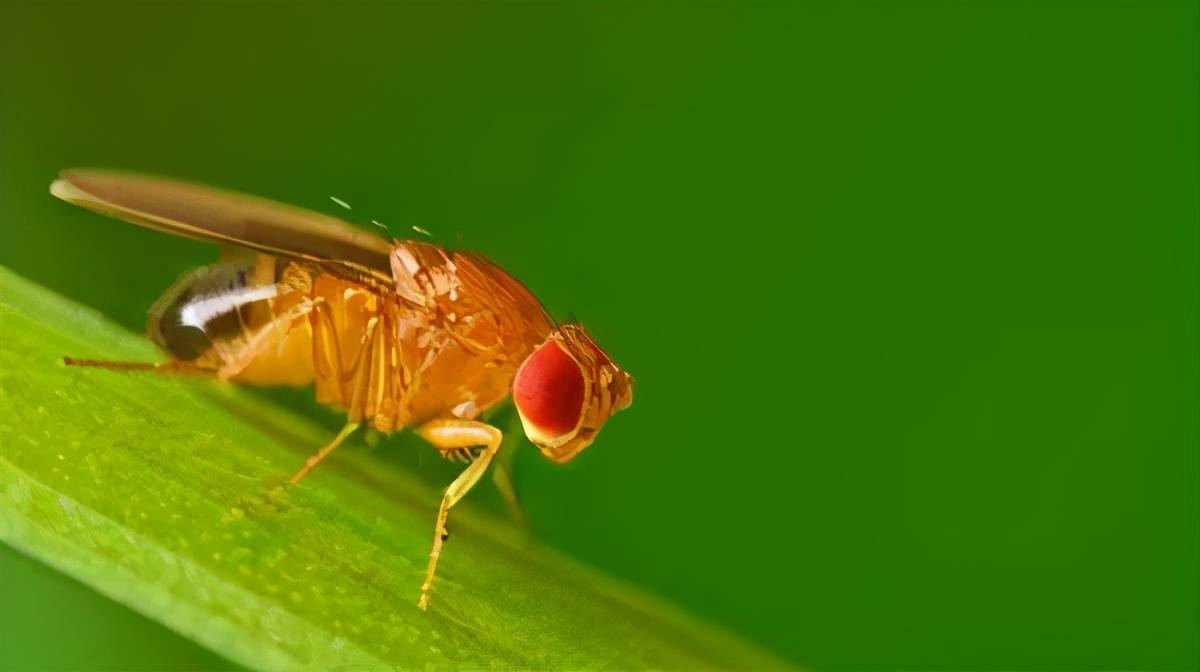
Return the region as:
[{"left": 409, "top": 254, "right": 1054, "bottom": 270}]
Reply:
[{"left": 0, "top": 265, "right": 785, "bottom": 670}]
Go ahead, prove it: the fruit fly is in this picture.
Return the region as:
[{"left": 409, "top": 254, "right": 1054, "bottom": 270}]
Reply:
[{"left": 49, "top": 169, "right": 634, "bottom": 610}]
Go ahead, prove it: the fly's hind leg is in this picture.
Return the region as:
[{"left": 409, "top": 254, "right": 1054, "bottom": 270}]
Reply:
[
  {"left": 64, "top": 288, "right": 316, "bottom": 380},
  {"left": 414, "top": 419, "right": 503, "bottom": 610},
  {"left": 62, "top": 357, "right": 209, "bottom": 375}
]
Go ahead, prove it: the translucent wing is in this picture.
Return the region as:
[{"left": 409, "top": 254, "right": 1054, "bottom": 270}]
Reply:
[{"left": 50, "top": 169, "right": 394, "bottom": 277}]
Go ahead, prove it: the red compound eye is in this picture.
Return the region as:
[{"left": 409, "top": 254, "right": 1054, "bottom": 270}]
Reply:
[{"left": 513, "top": 340, "right": 585, "bottom": 439}]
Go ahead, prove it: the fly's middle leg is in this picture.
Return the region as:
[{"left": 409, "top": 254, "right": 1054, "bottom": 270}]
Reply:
[
  {"left": 288, "top": 421, "right": 361, "bottom": 484},
  {"left": 288, "top": 310, "right": 379, "bottom": 484}
]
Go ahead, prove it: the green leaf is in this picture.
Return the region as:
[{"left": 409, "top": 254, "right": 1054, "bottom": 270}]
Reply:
[{"left": 0, "top": 265, "right": 787, "bottom": 670}]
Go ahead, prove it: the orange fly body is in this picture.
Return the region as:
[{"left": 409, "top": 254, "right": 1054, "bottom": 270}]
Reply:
[{"left": 50, "top": 169, "right": 634, "bottom": 610}]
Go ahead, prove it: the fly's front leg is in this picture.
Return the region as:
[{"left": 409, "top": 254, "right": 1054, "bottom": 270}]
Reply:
[
  {"left": 414, "top": 419, "right": 503, "bottom": 611},
  {"left": 491, "top": 428, "right": 527, "bottom": 527}
]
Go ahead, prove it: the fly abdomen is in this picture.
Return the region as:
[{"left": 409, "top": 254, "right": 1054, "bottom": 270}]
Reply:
[{"left": 148, "top": 257, "right": 278, "bottom": 361}]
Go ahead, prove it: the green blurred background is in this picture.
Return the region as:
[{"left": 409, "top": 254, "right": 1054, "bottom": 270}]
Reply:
[{"left": 1, "top": 2, "right": 1196, "bottom": 670}]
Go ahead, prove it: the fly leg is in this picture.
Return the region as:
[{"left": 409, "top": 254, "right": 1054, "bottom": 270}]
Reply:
[
  {"left": 288, "top": 421, "right": 361, "bottom": 484},
  {"left": 64, "top": 297, "right": 315, "bottom": 379},
  {"left": 216, "top": 299, "right": 315, "bottom": 379},
  {"left": 414, "top": 419, "right": 503, "bottom": 610},
  {"left": 62, "top": 358, "right": 209, "bottom": 375},
  {"left": 288, "top": 312, "right": 379, "bottom": 484},
  {"left": 491, "top": 430, "right": 527, "bottom": 527}
]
